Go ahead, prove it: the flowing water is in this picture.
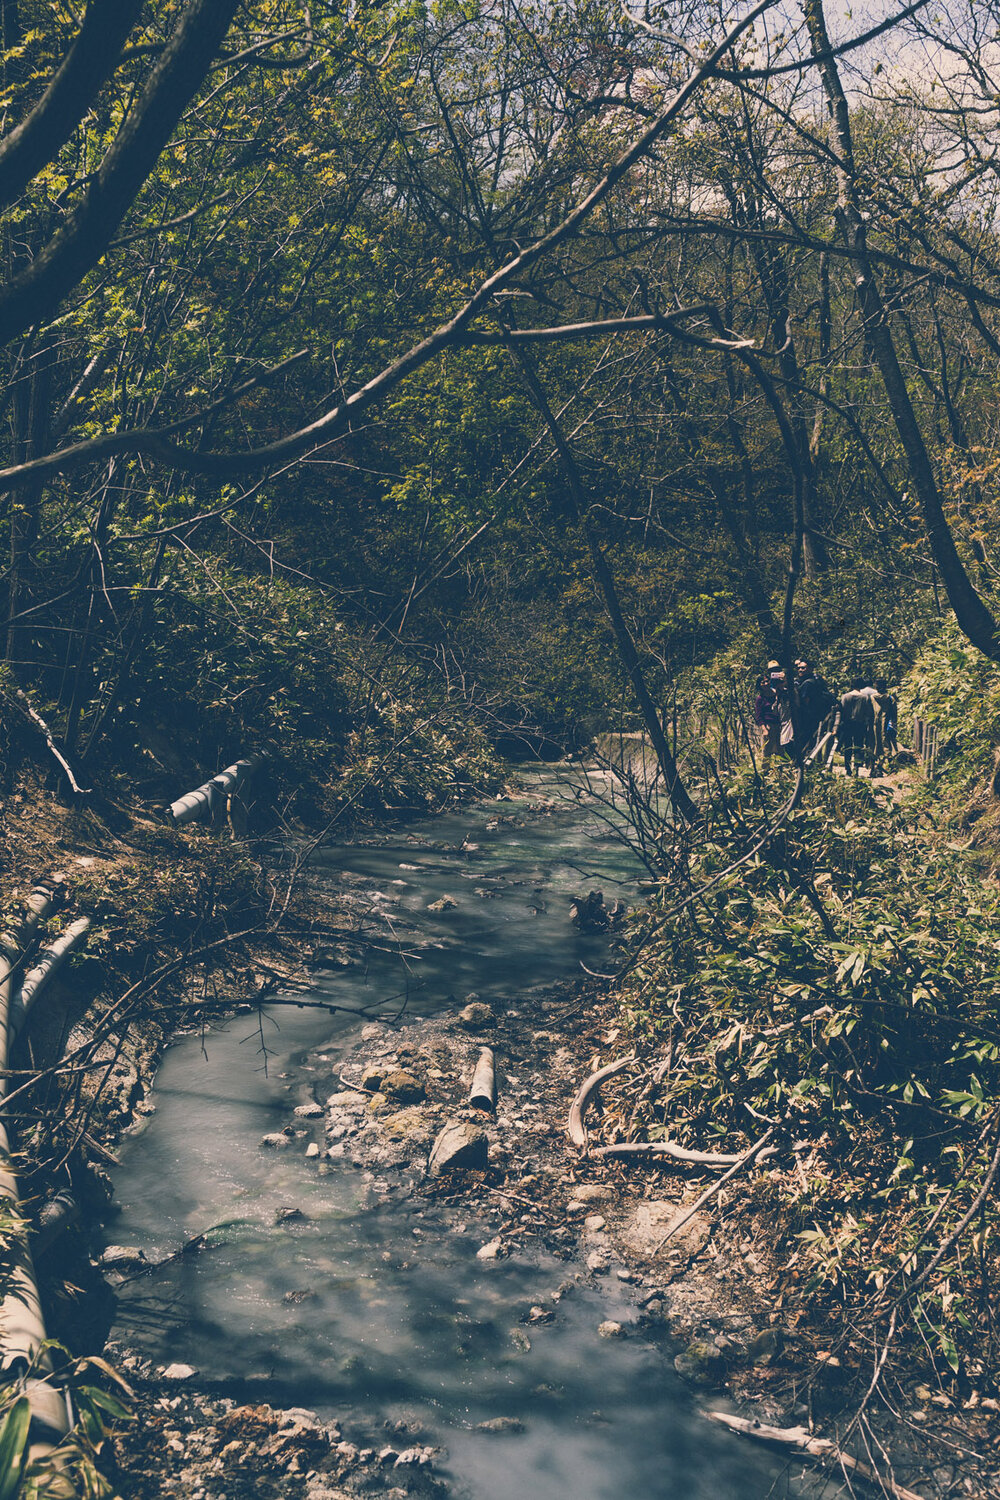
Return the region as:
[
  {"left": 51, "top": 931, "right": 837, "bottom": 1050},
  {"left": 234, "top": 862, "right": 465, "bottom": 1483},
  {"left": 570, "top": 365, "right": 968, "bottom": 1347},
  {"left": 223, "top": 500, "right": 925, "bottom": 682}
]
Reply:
[{"left": 107, "top": 768, "right": 802, "bottom": 1499}]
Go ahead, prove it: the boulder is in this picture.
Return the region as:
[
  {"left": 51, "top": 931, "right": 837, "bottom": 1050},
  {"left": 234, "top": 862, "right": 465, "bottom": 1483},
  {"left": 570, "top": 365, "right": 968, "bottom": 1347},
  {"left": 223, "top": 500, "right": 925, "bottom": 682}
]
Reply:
[
  {"left": 598, "top": 1321, "right": 623, "bottom": 1339},
  {"left": 456, "top": 1001, "right": 494, "bottom": 1031},
  {"left": 294, "top": 1101, "right": 324, "bottom": 1118},
  {"left": 100, "top": 1245, "right": 147, "bottom": 1270},
  {"left": 476, "top": 1417, "right": 524, "bottom": 1434},
  {"left": 426, "top": 895, "right": 458, "bottom": 912},
  {"left": 746, "top": 1327, "right": 785, "bottom": 1366},
  {"left": 673, "top": 1338, "right": 728, "bottom": 1386},
  {"left": 622, "top": 1199, "right": 711, "bottom": 1260},
  {"left": 428, "top": 1120, "right": 488, "bottom": 1175},
  {"left": 380, "top": 1069, "right": 425, "bottom": 1105}
]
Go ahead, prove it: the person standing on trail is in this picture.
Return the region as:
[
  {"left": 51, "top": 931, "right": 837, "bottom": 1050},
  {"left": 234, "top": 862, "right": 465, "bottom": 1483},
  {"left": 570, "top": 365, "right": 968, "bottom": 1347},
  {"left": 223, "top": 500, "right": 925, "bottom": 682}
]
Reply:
[
  {"left": 796, "top": 659, "right": 835, "bottom": 754},
  {"left": 835, "top": 678, "right": 877, "bottom": 775},
  {"left": 875, "top": 677, "right": 899, "bottom": 759},
  {"left": 753, "top": 674, "right": 781, "bottom": 761}
]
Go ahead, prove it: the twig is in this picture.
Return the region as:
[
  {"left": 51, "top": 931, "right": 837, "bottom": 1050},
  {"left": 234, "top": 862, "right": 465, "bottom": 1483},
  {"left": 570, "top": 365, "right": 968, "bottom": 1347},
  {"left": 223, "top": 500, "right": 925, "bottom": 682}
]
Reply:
[{"left": 651, "top": 1129, "right": 777, "bottom": 1254}]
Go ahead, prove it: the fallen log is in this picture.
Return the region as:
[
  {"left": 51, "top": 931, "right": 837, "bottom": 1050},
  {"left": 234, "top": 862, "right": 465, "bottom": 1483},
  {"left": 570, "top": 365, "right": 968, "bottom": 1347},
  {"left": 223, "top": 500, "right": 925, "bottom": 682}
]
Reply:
[
  {"left": 469, "top": 1048, "right": 497, "bottom": 1112},
  {"left": 3, "top": 687, "right": 91, "bottom": 798},
  {"left": 702, "top": 1411, "right": 926, "bottom": 1500},
  {"left": 567, "top": 1054, "right": 635, "bottom": 1149},
  {"left": 168, "top": 754, "right": 264, "bottom": 826}
]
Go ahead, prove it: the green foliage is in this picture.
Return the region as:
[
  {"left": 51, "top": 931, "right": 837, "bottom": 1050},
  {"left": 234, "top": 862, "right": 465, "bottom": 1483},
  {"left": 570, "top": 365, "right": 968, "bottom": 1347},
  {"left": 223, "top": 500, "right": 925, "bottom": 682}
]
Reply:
[
  {"left": 0, "top": 1347, "right": 133, "bottom": 1500},
  {"left": 622, "top": 771, "right": 1000, "bottom": 1369}
]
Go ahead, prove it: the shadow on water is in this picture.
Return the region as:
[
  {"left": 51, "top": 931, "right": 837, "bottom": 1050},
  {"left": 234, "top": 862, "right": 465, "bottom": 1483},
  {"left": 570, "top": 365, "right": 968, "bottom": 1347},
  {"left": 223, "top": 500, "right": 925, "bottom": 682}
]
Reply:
[{"left": 108, "top": 767, "right": 808, "bottom": 1499}]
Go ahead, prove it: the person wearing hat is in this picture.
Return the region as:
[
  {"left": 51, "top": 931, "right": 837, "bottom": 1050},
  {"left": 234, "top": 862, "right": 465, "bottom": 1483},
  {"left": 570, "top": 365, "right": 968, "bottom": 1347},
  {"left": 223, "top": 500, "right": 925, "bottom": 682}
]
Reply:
[{"left": 754, "top": 673, "right": 782, "bottom": 760}]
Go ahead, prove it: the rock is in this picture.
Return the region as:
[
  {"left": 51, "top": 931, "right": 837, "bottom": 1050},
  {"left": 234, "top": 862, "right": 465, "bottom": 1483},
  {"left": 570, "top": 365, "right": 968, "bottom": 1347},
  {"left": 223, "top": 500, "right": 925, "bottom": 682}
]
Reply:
[
  {"left": 275, "top": 1206, "right": 307, "bottom": 1224},
  {"left": 584, "top": 1214, "right": 606, "bottom": 1234},
  {"left": 161, "top": 1363, "right": 198, "bottom": 1381},
  {"left": 100, "top": 1245, "right": 147, "bottom": 1270},
  {"left": 380, "top": 1069, "right": 425, "bottom": 1105},
  {"left": 747, "top": 1327, "right": 786, "bottom": 1366},
  {"left": 673, "top": 1339, "right": 728, "bottom": 1386},
  {"left": 476, "top": 1417, "right": 524, "bottom": 1434},
  {"left": 428, "top": 1120, "right": 488, "bottom": 1175},
  {"left": 569, "top": 1183, "right": 608, "bottom": 1204},
  {"left": 294, "top": 1101, "right": 324, "bottom": 1118},
  {"left": 598, "top": 1321, "right": 623, "bottom": 1339},
  {"left": 426, "top": 895, "right": 458, "bottom": 912},
  {"left": 622, "top": 1199, "right": 711, "bottom": 1260},
  {"left": 586, "top": 1251, "right": 610, "bottom": 1274},
  {"left": 326, "top": 1090, "right": 366, "bottom": 1108},
  {"left": 260, "top": 1132, "right": 294, "bottom": 1149},
  {"left": 456, "top": 1001, "right": 494, "bottom": 1031},
  {"left": 361, "top": 1064, "right": 386, "bottom": 1090},
  {"left": 305, "top": 1142, "right": 320, "bottom": 1158},
  {"left": 283, "top": 1289, "right": 318, "bottom": 1304},
  {"left": 476, "top": 1238, "right": 506, "bottom": 1260},
  {"left": 381, "top": 1107, "right": 433, "bottom": 1143}
]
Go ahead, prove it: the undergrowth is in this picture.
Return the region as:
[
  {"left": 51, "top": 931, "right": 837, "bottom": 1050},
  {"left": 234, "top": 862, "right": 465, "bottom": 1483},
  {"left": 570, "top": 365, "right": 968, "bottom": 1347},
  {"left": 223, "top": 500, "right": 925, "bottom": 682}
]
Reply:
[{"left": 620, "top": 767, "right": 1000, "bottom": 1379}]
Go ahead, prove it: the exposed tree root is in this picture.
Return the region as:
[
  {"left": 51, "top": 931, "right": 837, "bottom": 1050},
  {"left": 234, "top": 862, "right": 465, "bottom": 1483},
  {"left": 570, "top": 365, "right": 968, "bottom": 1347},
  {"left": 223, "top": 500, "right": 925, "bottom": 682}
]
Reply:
[{"left": 567, "top": 1054, "right": 635, "bottom": 1148}]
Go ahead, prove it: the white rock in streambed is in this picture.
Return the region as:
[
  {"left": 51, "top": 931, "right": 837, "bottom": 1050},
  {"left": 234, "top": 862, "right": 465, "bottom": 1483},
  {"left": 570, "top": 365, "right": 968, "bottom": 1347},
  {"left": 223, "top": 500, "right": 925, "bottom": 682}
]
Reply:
[
  {"left": 161, "top": 1362, "right": 198, "bottom": 1381},
  {"left": 294, "top": 1102, "right": 324, "bottom": 1118},
  {"left": 476, "top": 1237, "right": 507, "bottom": 1260},
  {"left": 100, "top": 1245, "right": 147, "bottom": 1270}
]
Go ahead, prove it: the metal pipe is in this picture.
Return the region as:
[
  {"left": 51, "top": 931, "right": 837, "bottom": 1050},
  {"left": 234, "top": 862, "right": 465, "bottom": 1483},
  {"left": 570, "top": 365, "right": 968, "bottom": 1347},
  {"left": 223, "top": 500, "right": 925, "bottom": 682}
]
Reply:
[
  {"left": 168, "top": 754, "right": 264, "bottom": 826},
  {"left": 469, "top": 1048, "right": 496, "bottom": 1112},
  {"left": 0, "top": 887, "right": 72, "bottom": 1461},
  {"left": 11, "top": 917, "right": 91, "bottom": 1043},
  {"left": 33, "top": 1190, "right": 80, "bottom": 1259}
]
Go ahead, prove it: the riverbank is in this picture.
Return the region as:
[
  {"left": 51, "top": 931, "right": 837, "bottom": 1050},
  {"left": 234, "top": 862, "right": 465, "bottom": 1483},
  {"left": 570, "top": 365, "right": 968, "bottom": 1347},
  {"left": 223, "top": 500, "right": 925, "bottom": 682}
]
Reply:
[
  {"left": 10, "top": 755, "right": 1000, "bottom": 1499},
  {"left": 105, "top": 966, "right": 999, "bottom": 1500}
]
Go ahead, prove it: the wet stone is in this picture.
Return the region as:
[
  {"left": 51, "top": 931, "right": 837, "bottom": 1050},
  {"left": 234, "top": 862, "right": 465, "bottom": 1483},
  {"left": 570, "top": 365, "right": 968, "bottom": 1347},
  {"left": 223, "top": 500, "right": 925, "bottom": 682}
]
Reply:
[
  {"left": 427, "top": 1120, "right": 488, "bottom": 1175},
  {"left": 673, "top": 1339, "right": 728, "bottom": 1386},
  {"left": 379, "top": 1069, "right": 426, "bottom": 1105},
  {"left": 456, "top": 1001, "right": 494, "bottom": 1031}
]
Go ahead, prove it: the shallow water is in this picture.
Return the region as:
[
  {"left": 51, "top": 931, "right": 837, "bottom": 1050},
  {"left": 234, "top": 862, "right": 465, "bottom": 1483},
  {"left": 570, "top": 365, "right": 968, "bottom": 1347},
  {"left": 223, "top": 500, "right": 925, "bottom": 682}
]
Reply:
[{"left": 108, "top": 769, "right": 802, "bottom": 1499}]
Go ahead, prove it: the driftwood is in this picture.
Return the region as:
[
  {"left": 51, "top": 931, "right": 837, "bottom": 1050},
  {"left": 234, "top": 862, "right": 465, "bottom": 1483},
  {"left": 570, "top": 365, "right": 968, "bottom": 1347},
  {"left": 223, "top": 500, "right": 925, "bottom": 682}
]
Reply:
[
  {"left": 567, "top": 1054, "right": 635, "bottom": 1149},
  {"left": 469, "top": 1048, "right": 497, "bottom": 1112},
  {"left": 4, "top": 686, "right": 91, "bottom": 797},
  {"left": 592, "top": 1138, "right": 777, "bottom": 1167},
  {"left": 702, "top": 1411, "right": 926, "bottom": 1500}
]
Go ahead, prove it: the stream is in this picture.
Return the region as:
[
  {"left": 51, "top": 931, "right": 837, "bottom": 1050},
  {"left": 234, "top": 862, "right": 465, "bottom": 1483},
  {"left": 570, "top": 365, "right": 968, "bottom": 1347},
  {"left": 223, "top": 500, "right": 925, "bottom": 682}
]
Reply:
[{"left": 106, "top": 768, "right": 802, "bottom": 1499}]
